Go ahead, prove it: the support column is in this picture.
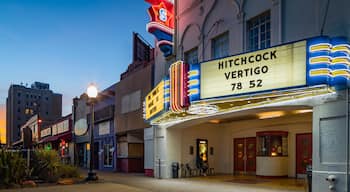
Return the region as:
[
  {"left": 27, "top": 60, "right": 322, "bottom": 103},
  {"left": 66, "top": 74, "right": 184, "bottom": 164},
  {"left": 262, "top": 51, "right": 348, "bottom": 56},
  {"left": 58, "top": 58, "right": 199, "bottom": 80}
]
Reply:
[
  {"left": 154, "top": 125, "right": 169, "bottom": 179},
  {"left": 312, "top": 90, "right": 349, "bottom": 192}
]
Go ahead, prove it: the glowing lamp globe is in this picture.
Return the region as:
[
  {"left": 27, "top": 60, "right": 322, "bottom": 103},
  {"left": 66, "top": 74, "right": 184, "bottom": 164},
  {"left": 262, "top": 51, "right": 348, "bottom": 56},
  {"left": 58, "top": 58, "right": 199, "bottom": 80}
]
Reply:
[{"left": 87, "top": 84, "right": 98, "bottom": 98}]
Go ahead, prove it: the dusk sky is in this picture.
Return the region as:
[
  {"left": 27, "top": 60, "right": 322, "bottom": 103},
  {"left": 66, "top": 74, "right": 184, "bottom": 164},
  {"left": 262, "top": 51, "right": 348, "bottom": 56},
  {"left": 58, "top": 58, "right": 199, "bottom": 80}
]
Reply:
[{"left": 0, "top": 0, "right": 154, "bottom": 143}]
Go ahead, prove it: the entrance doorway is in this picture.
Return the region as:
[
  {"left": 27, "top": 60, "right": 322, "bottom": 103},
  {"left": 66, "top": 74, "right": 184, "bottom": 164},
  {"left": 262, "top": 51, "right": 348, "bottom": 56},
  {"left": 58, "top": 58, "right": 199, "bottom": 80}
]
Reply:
[
  {"left": 234, "top": 137, "right": 256, "bottom": 174},
  {"left": 296, "top": 133, "right": 312, "bottom": 176}
]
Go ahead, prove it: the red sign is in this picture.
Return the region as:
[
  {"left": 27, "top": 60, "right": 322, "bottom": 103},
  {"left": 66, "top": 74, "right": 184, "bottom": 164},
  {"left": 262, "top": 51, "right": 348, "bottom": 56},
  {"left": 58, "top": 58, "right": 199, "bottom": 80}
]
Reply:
[
  {"left": 145, "top": 0, "right": 174, "bottom": 57},
  {"left": 146, "top": 0, "right": 174, "bottom": 29}
]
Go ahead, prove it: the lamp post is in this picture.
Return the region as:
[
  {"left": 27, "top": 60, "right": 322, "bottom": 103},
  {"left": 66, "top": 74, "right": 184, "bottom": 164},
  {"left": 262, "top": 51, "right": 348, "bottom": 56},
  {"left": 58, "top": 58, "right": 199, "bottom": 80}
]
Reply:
[{"left": 86, "top": 84, "right": 98, "bottom": 181}]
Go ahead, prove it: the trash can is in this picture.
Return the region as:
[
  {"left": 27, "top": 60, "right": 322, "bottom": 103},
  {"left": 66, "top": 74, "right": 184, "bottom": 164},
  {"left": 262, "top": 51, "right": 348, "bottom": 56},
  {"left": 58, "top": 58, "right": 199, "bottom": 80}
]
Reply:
[
  {"left": 172, "top": 162, "right": 179, "bottom": 178},
  {"left": 306, "top": 165, "right": 312, "bottom": 192}
]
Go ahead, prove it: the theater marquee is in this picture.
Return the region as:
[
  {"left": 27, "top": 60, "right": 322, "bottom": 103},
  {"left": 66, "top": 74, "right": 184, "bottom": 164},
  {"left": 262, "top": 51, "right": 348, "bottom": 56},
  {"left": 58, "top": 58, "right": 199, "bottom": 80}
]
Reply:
[{"left": 200, "top": 41, "right": 307, "bottom": 99}]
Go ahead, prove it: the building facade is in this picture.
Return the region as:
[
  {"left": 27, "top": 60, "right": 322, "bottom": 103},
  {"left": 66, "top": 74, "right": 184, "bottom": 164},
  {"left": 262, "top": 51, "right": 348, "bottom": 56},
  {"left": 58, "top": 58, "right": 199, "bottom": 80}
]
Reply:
[
  {"left": 115, "top": 33, "right": 154, "bottom": 173},
  {"left": 39, "top": 114, "right": 74, "bottom": 164},
  {"left": 72, "top": 94, "right": 91, "bottom": 168},
  {"left": 93, "top": 84, "right": 116, "bottom": 171},
  {"left": 144, "top": 0, "right": 350, "bottom": 191},
  {"left": 6, "top": 82, "right": 62, "bottom": 146}
]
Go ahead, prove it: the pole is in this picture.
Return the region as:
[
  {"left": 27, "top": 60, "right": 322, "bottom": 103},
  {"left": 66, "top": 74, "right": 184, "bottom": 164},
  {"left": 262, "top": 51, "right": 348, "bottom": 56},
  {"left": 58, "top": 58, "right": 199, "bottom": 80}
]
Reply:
[
  {"left": 86, "top": 99, "right": 97, "bottom": 181},
  {"left": 159, "top": 158, "right": 161, "bottom": 179},
  {"left": 27, "top": 149, "right": 30, "bottom": 178},
  {"left": 346, "top": 88, "right": 349, "bottom": 191}
]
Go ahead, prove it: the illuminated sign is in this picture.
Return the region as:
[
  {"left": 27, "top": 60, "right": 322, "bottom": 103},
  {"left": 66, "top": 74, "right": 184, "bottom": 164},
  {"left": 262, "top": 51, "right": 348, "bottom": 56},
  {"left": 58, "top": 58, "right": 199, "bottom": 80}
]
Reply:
[
  {"left": 145, "top": 0, "right": 174, "bottom": 57},
  {"left": 74, "top": 118, "right": 87, "bottom": 136},
  {"left": 200, "top": 41, "right": 307, "bottom": 99},
  {"left": 40, "top": 128, "right": 52, "bottom": 138},
  {"left": 307, "top": 36, "right": 350, "bottom": 89},
  {"left": 169, "top": 61, "right": 189, "bottom": 112},
  {"left": 188, "top": 63, "right": 200, "bottom": 102},
  {"left": 145, "top": 80, "right": 165, "bottom": 120}
]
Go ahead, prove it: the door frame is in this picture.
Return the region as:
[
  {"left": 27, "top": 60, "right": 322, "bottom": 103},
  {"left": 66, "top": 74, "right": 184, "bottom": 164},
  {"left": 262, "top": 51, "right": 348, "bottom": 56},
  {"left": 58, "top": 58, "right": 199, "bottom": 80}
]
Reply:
[
  {"left": 295, "top": 133, "right": 312, "bottom": 177},
  {"left": 233, "top": 138, "right": 245, "bottom": 173},
  {"left": 233, "top": 137, "right": 256, "bottom": 174}
]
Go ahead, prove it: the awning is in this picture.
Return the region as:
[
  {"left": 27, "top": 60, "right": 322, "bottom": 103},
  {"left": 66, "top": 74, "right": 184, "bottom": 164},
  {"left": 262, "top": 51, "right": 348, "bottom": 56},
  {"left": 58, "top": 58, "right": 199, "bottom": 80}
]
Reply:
[
  {"left": 12, "top": 139, "right": 23, "bottom": 146},
  {"left": 39, "top": 132, "right": 72, "bottom": 144}
]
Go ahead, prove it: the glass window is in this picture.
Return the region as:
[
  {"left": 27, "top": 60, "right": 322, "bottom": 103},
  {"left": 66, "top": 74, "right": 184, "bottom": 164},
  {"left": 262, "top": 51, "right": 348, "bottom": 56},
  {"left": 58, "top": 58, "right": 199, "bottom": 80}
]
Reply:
[
  {"left": 185, "top": 48, "right": 198, "bottom": 65},
  {"left": 104, "top": 144, "right": 113, "bottom": 167},
  {"left": 257, "top": 131, "right": 288, "bottom": 157},
  {"left": 247, "top": 11, "right": 271, "bottom": 51},
  {"left": 212, "top": 32, "right": 229, "bottom": 59}
]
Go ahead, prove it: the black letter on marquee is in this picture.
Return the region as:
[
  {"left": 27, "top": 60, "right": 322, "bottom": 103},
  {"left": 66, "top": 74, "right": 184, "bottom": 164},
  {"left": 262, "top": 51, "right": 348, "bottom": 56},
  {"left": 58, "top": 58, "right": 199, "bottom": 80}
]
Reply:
[
  {"left": 224, "top": 72, "right": 230, "bottom": 80},
  {"left": 261, "top": 66, "right": 269, "bottom": 73},
  {"left": 248, "top": 55, "right": 254, "bottom": 63},
  {"left": 218, "top": 61, "right": 224, "bottom": 70},
  {"left": 270, "top": 51, "right": 277, "bottom": 59}
]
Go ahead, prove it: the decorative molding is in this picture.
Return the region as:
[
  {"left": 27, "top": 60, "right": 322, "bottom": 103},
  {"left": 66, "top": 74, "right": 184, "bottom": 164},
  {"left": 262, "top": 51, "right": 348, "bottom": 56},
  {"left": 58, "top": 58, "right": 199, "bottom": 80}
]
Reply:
[
  {"left": 179, "top": 0, "right": 203, "bottom": 18},
  {"left": 230, "top": 0, "right": 245, "bottom": 22},
  {"left": 271, "top": 0, "right": 280, "bottom": 6},
  {"left": 179, "top": 23, "right": 201, "bottom": 51},
  {"left": 200, "top": 0, "right": 218, "bottom": 61}
]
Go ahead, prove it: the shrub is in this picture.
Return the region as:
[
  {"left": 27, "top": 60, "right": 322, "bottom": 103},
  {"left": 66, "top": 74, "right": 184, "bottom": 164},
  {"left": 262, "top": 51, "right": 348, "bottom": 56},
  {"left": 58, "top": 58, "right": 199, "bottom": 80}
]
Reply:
[
  {"left": 0, "top": 150, "right": 27, "bottom": 187},
  {"left": 31, "top": 150, "right": 61, "bottom": 183},
  {"left": 58, "top": 164, "right": 80, "bottom": 178},
  {"left": 31, "top": 150, "right": 80, "bottom": 182}
]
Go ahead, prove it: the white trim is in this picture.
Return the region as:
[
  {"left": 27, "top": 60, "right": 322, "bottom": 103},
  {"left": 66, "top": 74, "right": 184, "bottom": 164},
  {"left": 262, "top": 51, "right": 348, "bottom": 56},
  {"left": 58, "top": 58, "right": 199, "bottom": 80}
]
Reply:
[{"left": 313, "top": 170, "right": 347, "bottom": 175}]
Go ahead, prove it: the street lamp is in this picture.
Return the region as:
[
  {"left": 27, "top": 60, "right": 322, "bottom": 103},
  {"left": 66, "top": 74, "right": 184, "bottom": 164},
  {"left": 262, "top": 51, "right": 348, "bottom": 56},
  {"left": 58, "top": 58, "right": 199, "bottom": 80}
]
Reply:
[{"left": 86, "top": 84, "right": 98, "bottom": 181}]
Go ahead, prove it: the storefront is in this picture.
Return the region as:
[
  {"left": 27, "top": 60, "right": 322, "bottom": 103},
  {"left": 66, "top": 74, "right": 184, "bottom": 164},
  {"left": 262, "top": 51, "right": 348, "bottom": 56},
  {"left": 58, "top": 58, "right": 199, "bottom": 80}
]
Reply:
[
  {"left": 144, "top": 36, "right": 349, "bottom": 178},
  {"left": 39, "top": 115, "right": 74, "bottom": 164},
  {"left": 94, "top": 119, "right": 116, "bottom": 171}
]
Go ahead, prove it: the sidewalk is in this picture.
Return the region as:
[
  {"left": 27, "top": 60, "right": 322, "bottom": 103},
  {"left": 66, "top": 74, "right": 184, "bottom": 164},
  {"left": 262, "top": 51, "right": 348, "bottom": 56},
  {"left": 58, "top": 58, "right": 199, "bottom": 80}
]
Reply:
[
  {"left": 90, "top": 170, "right": 305, "bottom": 192},
  {"left": 1, "top": 183, "right": 151, "bottom": 192},
  {"left": 1, "top": 171, "right": 306, "bottom": 192}
]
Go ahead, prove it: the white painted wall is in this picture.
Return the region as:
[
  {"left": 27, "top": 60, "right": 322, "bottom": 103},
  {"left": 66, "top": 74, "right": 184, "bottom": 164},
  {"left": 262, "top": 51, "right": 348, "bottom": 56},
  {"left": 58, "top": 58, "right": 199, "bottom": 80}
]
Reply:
[
  {"left": 164, "top": 113, "right": 312, "bottom": 178},
  {"left": 144, "top": 127, "right": 154, "bottom": 169}
]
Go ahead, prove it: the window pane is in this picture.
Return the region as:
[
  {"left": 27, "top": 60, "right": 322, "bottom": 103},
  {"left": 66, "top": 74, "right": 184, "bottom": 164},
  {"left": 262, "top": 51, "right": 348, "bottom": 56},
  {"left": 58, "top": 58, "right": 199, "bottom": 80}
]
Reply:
[
  {"left": 247, "top": 11, "right": 271, "bottom": 51},
  {"left": 212, "top": 32, "right": 229, "bottom": 59},
  {"left": 104, "top": 144, "right": 113, "bottom": 167},
  {"left": 185, "top": 48, "right": 198, "bottom": 65}
]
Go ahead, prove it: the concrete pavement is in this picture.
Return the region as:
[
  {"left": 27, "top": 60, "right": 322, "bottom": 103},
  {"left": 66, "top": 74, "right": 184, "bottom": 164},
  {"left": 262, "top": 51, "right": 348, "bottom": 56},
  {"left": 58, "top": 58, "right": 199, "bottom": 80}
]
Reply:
[
  {"left": 86, "top": 171, "right": 305, "bottom": 192},
  {"left": 1, "top": 171, "right": 306, "bottom": 192}
]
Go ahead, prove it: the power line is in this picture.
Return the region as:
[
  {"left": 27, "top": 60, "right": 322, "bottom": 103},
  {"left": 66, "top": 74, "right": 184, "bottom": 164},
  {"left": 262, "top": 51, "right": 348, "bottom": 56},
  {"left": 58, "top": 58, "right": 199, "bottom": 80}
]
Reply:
[{"left": 320, "top": 0, "right": 330, "bottom": 36}]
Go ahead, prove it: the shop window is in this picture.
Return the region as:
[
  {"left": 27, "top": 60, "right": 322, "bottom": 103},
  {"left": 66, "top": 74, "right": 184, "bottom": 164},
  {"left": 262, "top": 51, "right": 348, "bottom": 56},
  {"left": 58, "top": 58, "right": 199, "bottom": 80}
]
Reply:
[
  {"left": 257, "top": 131, "right": 288, "bottom": 157},
  {"left": 104, "top": 144, "right": 113, "bottom": 167},
  {"left": 247, "top": 11, "right": 271, "bottom": 51},
  {"left": 212, "top": 32, "right": 229, "bottom": 59},
  {"left": 185, "top": 48, "right": 198, "bottom": 65}
]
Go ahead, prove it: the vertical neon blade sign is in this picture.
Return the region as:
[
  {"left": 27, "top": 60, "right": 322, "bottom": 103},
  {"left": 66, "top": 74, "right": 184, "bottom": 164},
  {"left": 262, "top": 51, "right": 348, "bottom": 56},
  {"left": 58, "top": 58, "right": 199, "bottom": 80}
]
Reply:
[{"left": 169, "top": 61, "right": 189, "bottom": 112}]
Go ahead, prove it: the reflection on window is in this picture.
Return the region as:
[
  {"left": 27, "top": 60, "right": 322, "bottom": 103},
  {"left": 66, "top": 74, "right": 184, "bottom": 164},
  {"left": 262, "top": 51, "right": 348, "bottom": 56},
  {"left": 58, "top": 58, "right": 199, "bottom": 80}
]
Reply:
[
  {"left": 104, "top": 144, "right": 113, "bottom": 167},
  {"left": 257, "top": 131, "right": 288, "bottom": 157},
  {"left": 247, "top": 11, "right": 271, "bottom": 51},
  {"left": 212, "top": 32, "right": 229, "bottom": 59},
  {"left": 185, "top": 48, "right": 198, "bottom": 65}
]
